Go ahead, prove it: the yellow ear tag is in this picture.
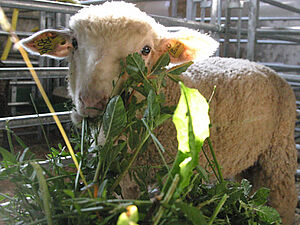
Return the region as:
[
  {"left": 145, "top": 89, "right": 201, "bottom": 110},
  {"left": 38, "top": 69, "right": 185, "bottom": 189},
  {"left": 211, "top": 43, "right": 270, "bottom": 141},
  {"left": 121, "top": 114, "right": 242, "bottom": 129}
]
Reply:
[
  {"left": 34, "top": 34, "right": 66, "bottom": 55},
  {"left": 168, "top": 41, "right": 184, "bottom": 58}
]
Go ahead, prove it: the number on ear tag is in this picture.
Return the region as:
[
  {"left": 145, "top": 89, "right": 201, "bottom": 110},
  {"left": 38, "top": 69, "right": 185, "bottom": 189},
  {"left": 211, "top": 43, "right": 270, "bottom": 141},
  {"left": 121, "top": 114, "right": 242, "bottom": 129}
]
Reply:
[
  {"left": 34, "top": 34, "right": 66, "bottom": 55},
  {"left": 168, "top": 41, "right": 184, "bottom": 58}
]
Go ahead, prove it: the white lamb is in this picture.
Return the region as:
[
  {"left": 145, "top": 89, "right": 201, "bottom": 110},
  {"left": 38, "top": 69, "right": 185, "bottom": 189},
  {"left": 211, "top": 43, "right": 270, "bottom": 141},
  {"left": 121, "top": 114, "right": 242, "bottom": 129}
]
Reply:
[{"left": 20, "top": 2, "right": 297, "bottom": 224}]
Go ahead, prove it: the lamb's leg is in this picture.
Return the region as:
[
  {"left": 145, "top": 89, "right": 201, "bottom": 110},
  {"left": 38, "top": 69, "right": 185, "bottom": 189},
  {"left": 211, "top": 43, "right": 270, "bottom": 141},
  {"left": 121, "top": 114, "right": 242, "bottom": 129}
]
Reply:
[{"left": 255, "top": 132, "right": 297, "bottom": 225}]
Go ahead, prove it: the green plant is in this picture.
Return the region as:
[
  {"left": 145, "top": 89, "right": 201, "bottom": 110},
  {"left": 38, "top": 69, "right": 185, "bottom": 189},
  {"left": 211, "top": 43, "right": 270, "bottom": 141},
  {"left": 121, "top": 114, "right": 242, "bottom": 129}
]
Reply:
[{"left": 0, "top": 53, "right": 281, "bottom": 225}]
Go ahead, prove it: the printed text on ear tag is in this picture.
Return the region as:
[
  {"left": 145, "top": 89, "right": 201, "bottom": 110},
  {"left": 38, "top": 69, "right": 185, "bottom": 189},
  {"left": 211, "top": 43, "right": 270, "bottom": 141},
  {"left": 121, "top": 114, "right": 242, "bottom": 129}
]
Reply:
[
  {"left": 34, "top": 34, "right": 66, "bottom": 55},
  {"left": 168, "top": 41, "right": 184, "bottom": 58}
]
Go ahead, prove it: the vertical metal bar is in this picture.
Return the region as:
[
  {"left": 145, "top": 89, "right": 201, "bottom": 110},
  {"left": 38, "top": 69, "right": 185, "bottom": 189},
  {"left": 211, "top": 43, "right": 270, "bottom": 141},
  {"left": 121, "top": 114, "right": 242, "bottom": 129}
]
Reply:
[
  {"left": 201, "top": 8, "right": 206, "bottom": 23},
  {"left": 37, "top": 11, "right": 47, "bottom": 140},
  {"left": 186, "top": 0, "right": 196, "bottom": 20},
  {"left": 65, "top": 14, "right": 71, "bottom": 28},
  {"left": 171, "top": 0, "right": 178, "bottom": 17},
  {"left": 217, "top": 0, "right": 221, "bottom": 25},
  {"left": 55, "top": 13, "right": 62, "bottom": 67},
  {"left": 54, "top": 13, "right": 62, "bottom": 88},
  {"left": 223, "top": 0, "right": 231, "bottom": 57},
  {"left": 210, "top": 0, "right": 218, "bottom": 24},
  {"left": 39, "top": 11, "right": 46, "bottom": 68},
  {"left": 247, "top": 0, "right": 259, "bottom": 61},
  {"left": 11, "top": 80, "right": 17, "bottom": 115},
  {"left": 210, "top": 0, "right": 220, "bottom": 56},
  {"left": 236, "top": 7, "right": 242, "bottom": 58}
]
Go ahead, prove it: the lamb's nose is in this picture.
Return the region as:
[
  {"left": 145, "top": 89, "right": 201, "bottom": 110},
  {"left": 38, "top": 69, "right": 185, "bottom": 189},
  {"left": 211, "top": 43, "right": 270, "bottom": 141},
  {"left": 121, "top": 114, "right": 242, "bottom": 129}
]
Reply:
[
  {"left": 79, "top": 92, "right": 107, "bottom": 111},
  {"left": 79, "top": 92, "right": 100, "bottom": 108}
]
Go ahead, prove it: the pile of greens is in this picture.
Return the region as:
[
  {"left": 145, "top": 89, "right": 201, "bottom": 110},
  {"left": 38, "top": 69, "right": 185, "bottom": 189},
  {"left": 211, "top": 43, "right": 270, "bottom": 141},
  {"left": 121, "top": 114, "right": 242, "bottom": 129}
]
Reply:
[{"left": 0, "top": 53, "right": 281, "bottom": 224}]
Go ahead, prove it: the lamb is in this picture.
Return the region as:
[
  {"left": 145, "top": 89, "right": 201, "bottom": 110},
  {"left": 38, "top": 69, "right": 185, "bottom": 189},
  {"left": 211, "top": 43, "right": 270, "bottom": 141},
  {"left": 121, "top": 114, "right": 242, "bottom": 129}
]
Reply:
[{"left": 19, "top": 2, "right": 297, "bottom": 224}]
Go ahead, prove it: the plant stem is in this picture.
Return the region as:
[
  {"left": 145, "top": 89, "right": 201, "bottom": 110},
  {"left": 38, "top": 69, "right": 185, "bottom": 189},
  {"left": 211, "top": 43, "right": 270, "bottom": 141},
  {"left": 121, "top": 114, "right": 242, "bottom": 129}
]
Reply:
[
  {"left": 201, "top": 145, "right": 220, "bottom": 183},
  {"left": 207, "top": 138, "right": 224, "bottom": 183},
  {"left": 152, "top": 174, "right": 180, "bottom": 225},
  {"left": 5, "top": 124, "right": 14, "bottom": 155},
  {"left": 75, "top": 119, "right": 85, "bottom": 191},
  {"left": 141, "top": 118, "right": 170, "bottom": 174},
  {"left": 31, "top": 162, "right": 53, "bottom": 225},
  {"left": 208, "top": 194, "right": 228, "bottom": 225},
  {"left": 111, "top": 132, "right": 150, "bottom": 191},
  {"left": 30, "top": 94, "right": 51, "bottom": 151}
]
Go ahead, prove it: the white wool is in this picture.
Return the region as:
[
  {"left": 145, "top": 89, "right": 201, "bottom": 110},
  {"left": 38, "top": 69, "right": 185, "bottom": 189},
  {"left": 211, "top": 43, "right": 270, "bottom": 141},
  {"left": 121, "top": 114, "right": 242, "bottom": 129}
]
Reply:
[{"left": 69, "top": 1, "right": 167, "bottom": 38}]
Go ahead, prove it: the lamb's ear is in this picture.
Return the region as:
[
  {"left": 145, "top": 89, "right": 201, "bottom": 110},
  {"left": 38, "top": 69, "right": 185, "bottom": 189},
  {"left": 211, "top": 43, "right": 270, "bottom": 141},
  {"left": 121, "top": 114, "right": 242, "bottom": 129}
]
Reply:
[
  {"left": 159, "top": 29, "right": 219, "bottom": 63},
  {"left": 17, "top": 29, "right": 73, "bottom": 59}
]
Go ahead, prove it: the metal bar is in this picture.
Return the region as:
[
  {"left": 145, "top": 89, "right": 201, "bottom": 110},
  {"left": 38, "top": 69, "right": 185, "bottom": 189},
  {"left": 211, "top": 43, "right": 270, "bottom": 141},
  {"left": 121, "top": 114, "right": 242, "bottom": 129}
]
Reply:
[
  {"left": 1, "top": 60, "right": 39, "bottom": 66},
  {"left": 0, "top": 31, "right": 34, "bottom": 37},
  {"left": 11, "top": 79, "right": 17, "bottom": 116},
  {"left": 186, "top": 0, "right": 196, "bottom": 21},
  {"left": 209, "top": 0, "right": 221, "bottom": 56},
  {"left": 260, "top": 34, "right": 300, "bottom": 44},
  {"left": 223, "top": 0, "right": 231, "bottom": 57},
  {"left": 227, "top": 28, "right": 300, "bottom": 43},
  {"left": 247, "top": 0, "right": 259, "bottom": 61},
  {"left": 218, "top": 38, "right": 297, "bottom": 45},
  {"left": 10, "top": 81, "right": 36, "bottom": 85},
  {"left": 0, "top": 67, "right": 68, "bottom": 80},
  {"left": 261, "top": 63, "right": 300, "bottom": 72},
  {"left": 8, "top": 102, "right": 30, "bottom": 106},
  {"left": 0, "top": 111, "right": 72, "bottom": 130},
  {"left": 257, "top": 28, "right": 300, "bottom": 35},
  {"left": 210, "top": 0, "right": 218, "bottom": 25},
  {"left": 236, "top": 7, "right": 242, "bottom": 58},
  {"left": 171, "top": 0, "right": 178, "bottom": 18},
  {"left": 151, "top": 15, "right": 223, "bottom": 32},
  {"left": 278, "top": 73, "right": 300, "bottom": 81},
  {"left": 0, "top": 0, "right": 84, "bottom": 14},
  {"left": 197, "top": 16, "right": 300, "bottom": 22},
  {"left": 260, "top": 0, "right": 300, "bottom": 15}
]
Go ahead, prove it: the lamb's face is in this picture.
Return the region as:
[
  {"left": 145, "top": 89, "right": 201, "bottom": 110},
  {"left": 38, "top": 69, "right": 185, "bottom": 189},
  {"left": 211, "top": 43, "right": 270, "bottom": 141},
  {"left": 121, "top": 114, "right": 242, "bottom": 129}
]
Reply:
[
  {"left": 68, "top": 7, "right": 162, "bottom": 121},
  {"left": 19, "top": 2, "right": 219, "bottom": 124}
]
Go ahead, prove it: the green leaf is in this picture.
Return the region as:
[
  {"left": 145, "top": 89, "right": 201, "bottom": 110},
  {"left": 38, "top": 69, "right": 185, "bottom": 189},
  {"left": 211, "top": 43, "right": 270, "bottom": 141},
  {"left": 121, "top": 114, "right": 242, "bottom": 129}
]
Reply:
[
  {"left": 167, "top": 61, "right": 193, "bottom": 75},
  {"left": 63, "top": 189, "right": 75, "bottom": 198},
  {"left": 0, "top": 147, "right": 17, "bottom": 163},
  {"left": 241, "top": 179, "right": 252, "bottom": 196},
  {"left": 103, "top": 96, "right": 127, "bottom": 138},
  {"left": 250, "top": 187, "right": 270, "bottom": 206},
  {"left": 256, "top": 206, "right": 281, "bottom": 224},
  {"left": 30, "top": 162, "right": 53, "bottom": 225},
  {"left": 18, "top": 147, "right": 31, "bottom": 162},
  {"left": 155, "top": 113, "right": 172, "bottom": 127},
  {"left": 126, "top": 53, "right": 147, "bottom": 82},
  {"left": 151, "top": 52, "right": 170, "bottom": 74},
  {"left": 143, "top": 89, "right": 160, "bottom": 122},
  {"left": 175, "top": 202, "right": 207, "bottom": 225},
  {"left": 173, "top": 82, "right": 210, "bottom": 154},
  {"left": 167, "top": 73, "right": 182, "bottom": 83},
  {"left": 165, "top": 82, "right": 210, "bottom": 195},
  {"left": 196, "top": 165, "right": 209, "bottom": 183}
]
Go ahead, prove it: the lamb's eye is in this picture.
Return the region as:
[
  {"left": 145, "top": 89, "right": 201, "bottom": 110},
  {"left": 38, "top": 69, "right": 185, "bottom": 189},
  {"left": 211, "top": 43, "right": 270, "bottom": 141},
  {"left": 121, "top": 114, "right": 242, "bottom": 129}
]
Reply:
[
  {"left": 141, "top": 45, "right": 151, "bottom": 56},
  {"left": 72, "top": 38, "right": 78, "bottom": 50}
]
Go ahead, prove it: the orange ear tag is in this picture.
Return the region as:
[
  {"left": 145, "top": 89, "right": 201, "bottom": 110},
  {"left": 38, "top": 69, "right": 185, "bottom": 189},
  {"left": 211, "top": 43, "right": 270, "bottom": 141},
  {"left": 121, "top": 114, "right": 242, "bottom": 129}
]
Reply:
[
  {"left": 167, "top": 41, "right": 184, "bottom": 58},
  {"left": 34, "top": 34, "right": 66, "bottom": 55}
]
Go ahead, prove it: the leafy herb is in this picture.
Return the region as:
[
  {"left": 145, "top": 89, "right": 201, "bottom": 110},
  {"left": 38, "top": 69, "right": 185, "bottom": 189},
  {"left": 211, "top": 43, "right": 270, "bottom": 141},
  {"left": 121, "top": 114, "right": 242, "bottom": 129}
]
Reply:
[{"left": 0, "top": 53, "right": 281, "bottom": 225}]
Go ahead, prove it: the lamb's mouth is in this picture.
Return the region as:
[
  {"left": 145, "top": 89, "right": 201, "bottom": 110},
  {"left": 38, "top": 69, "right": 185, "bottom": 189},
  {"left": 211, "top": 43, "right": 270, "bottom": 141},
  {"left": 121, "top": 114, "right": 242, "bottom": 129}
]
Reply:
[{"left": 72, "top": 90, "right": 128, "bottom": 124}]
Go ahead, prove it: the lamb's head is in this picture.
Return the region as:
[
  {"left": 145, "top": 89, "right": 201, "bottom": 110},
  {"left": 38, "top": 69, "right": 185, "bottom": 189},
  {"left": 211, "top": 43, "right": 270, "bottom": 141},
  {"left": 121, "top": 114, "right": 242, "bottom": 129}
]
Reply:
[{"left": 19, "top": 1, "right": 219, "bottom": 123}]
